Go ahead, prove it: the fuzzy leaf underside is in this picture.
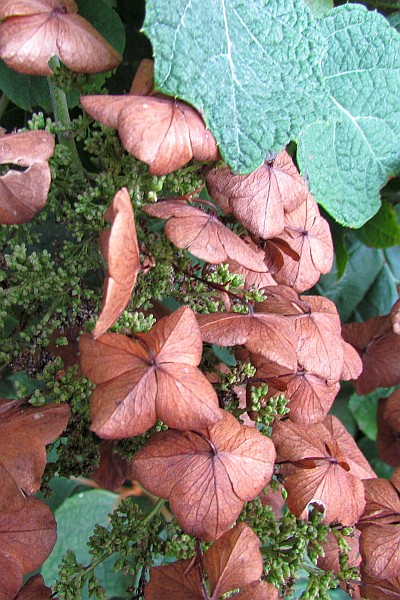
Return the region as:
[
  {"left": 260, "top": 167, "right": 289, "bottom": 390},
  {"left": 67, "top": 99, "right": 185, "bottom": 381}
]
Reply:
[{"left": 144, "top": 1, "right": 400, "bottom": 227}]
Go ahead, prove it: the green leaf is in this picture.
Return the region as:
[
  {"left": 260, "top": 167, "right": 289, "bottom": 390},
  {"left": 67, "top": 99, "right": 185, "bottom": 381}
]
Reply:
[
  {"left": 41, "top": 489, "right": 132, "bottom": 599},
  {"left": 331, "top": 228, "right": 349, "bottom": 279},
  {"left": 0, "top": 62, "right": 53, "bottom": 112},
  {"left": 143, "top": 0, "right": 329, "bottom": 173},
  {"left": 77, "top": 0, "right": 125, "bottom": 55},
  {"left": 355, "top": 200, "right": 400, "bottom": 248},
  {"left": 0, "top": 372, "right": 46, "bottom": 398},
  {"left": 144, "top": 1, "right": 400, "bottom": 227},
  {"left": 303, "top": 0, "right": 333, "bottom": 17},
  {"left": 315, "top": 237, "right": 400, "bottom": 321},
  {"left": 298, "top": 5, "right": 400, "bottom": 227},
  {"left": 349, "top": 387, "right": 395, "bottom": 440}
]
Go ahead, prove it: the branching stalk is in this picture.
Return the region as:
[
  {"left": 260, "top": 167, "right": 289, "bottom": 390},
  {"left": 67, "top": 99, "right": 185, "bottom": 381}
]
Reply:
[{"left": 47, "top": 56, "right": 85, "bottom": 180}]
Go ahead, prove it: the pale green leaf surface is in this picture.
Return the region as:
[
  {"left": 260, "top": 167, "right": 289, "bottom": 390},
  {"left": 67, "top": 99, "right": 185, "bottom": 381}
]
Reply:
[
  {"left": 303, "top": 0, "right": 333, "bottom": 17},
  {"left": 143, "top": 0, "right": 328, "bottom": 173},
  {"left": 41, "top": 490, "right": 132, "bottom": 599},
  {"left": 298, "top": 5, "right": 400, "bottom": 226}
]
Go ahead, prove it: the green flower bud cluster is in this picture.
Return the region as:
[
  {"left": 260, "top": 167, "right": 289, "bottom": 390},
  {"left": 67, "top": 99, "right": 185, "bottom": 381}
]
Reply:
[
  {"left": 114, "top": 420, "right": 168, "bottom": 461},
  {"left": 238, "top": 496, "right": 277, "bottom": 544},
  {"left": 250, "top": 385, "right": 290, "bottom": 433},
  {"left": 153, "top": 519, "right": 198, "bottom": 560},
  {"left": 38, "top": 366, "right": 100, "bottom": 484},
  {"left": 55, "top": 498, "right": 166, "bottom": 599},
  {"left": 260, "top": 507, "right": 330, "bottom": 593},
  {"left": 300, "top": 570, "right": 338, "bottom": 600}
]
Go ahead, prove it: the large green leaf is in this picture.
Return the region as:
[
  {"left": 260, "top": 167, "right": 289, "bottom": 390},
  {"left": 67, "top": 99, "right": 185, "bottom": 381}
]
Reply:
[
  {"left": 303, "top": 0, "right": 333, "bottom": 16},
  {"left": 143, "top": 0, "right": 329, "bottom": 173},
  {"left": 144, "top": 1, "right": 400, "bottom": 227},
  {"left": 298, "top": 5, "right": 400, "bottom": 227}
]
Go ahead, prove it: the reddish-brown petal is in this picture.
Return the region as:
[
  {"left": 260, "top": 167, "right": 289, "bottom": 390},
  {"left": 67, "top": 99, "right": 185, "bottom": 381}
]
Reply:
[
  {"left": 203, "top": 523, "right": 263, "bottom": 597},
  {"left": 15, "top": 574, "right": 54, "bottom": 600},
  {"left": 84, "top": 95, "right": 219, "bottom": 175},
  {"left": 272, "top": 419, "right": 368, "bottom": 525},
  {"left": 94, "top": 188, "right": 141, "bottom": 338},
  {"left": 0, "top": 131, "right": 55, "bottom": 224},
  {"left": 143, "top": 200, "right": 269, "bottom": 272},
  {"left": 273, "top": 194, "right": 333, "bottom": 292},
  {"left": 0, "top": 400, "right": 70, "bottom": 494},
  {"left": 131, "top": 412, "right": 275, "bottom": 540},
  {"left": 144, "top": 558, "right": 204, "bottom": 599},
  {"left": 205, "top": 150, "right": 308, "bottom": 239},
  {"left": 0, "top": 5, "right": 121, "bottom": 75}
]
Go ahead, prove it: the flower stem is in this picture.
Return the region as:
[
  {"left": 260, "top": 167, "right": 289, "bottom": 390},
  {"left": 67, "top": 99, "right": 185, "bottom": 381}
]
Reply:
[{"left": 47, "top": 56, "right": 85, "bottom": 180}]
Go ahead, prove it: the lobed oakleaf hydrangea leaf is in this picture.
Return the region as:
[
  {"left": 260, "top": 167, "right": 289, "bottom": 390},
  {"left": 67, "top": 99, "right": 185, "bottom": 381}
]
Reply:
[
  {"left": 143, "top": 0, "right": 328, "bottom": 173},
  {"left": 298, "top": 4, "right": 400, "bottom": 227},
  {"left": 144, "top": 1, "right": 400, "bottom": 227}
]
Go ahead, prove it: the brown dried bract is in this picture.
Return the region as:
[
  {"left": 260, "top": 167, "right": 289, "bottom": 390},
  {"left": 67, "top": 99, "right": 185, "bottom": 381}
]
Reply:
[
  {"left": 131, "top": 411, "right": 276, "bottom": 540},
  {"left": 93, "top": 188, "right": 141, "bottom": 338},
  {"left": 143, "top": 199, "right": 269, "bottom": 272},
  {"left": 272, "top": 416, "right": 375, "bottom": 525},
  {"left": 204, "top": 149, "right": 308, "bottom": 239},
  {"left": 145, "top": 523, "right": 279, "bottom": 599},
  {"left": 0, "top": 130, "right": 55, "bottom": 224},
  {"left": 272, "top": 193, "right": 334, "bottom": 292},
  {"left": 376, "top": 389, "right": 400, "bottom": 467},
  {"left": 342, "top": 300, "right": 400, "bottom": 394},
  {"left": 197, "top": 308, "right": 297, "bottom": 370},
  {"left": 80, "top": 307, "right": 222, "bottom": 438},
  {"left": 0, "top": 465, "right": 57, "bottom": 599},
  {"left": 81, "top": 94, "right": 219, "bottom": 175},
  {"left": 15, "top": 574, "right": 54, "bottom": 600},
  {"left": 358, "top": 471, "right": 400, "bottom": 581},
  {"left": 0, "top": 0, "right": 122, "bottom": 75},
  {"left": 0, "top": 399, "right": 70, "bottom": 494}
]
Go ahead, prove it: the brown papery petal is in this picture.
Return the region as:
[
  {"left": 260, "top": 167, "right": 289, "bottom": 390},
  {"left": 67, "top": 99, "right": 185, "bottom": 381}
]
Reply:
[
  {"left": 143, "top": 200, "right": 269, "bottom": 272},
  {"left": 360, "top": 523, "right": 400, "bottom": 580},
  {"left": 272, "top": 419, "right": 367, "bottom": 525},
  {"left": 273, "top": 194, "right": 333, "bottom": 292},
  {"left": 0, "top": 0, "right": 77, "bottom": 19},
  {"left": 15, "top": 574, "right": 54, "bottom": 600},
  {"left": 0, "top": 9, "right": 121, "bottom": 75},
  {"left": 0, "top": 400, "right": 70, "bottom": 494},
  {"left": 203, "top": 523, "right": 263, "bottom": 597},
  {"left": 205, "top": 149, "right": 308, "bottom": 239},
  {"left": 144, "top": 558, "right": 204, "bottom": 600},
  {"left": 0, "top": 465, "right": 57, "bottom": 577},
  {"left": 233, "top": 581, "right": 281, "bottom": 600},
  {"left": 0, "top": 130, "right": 55, "bottom": 224},
  {"left": 81, "top": 308, "right": 221, "bottom": 438},
  {"left": 81, "top": 95, "right": 134, "bottom": 129},
  {"left": 131, "top": 412, "right": 275, "bottom": 541},
  {"left": 118, "top": 97, "right": 219, "bottom": 175},
  {"left": 93, "top": 188, "right": 141, "bottom": 338},
  {"left": 294, "top": 295, "right": 344, "bottom": 384}
]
